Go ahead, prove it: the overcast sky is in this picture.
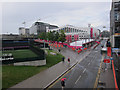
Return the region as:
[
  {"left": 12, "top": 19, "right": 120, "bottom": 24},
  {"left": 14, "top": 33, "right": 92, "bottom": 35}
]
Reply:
[{"left": 1, "top": 1, "right": 112, "bottom": 34}]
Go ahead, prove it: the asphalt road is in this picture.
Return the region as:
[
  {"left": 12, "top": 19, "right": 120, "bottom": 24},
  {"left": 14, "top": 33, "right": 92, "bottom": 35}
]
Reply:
[{"left": 49, "top": 40, "right": 106, "bottom": 89}]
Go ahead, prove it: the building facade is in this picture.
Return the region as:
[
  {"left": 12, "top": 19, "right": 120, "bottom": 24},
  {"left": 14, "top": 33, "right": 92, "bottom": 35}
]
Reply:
[
  {"left": 29, "top": 21, "right": 58, "bottom": 35},
  {"left": 19, "top": 27, "right": 29, "bottom": 36},
  {"left": 48, "top": 25, "right": 100, "bottom": 43},
  {"left": 110, "top": 0, "right": 120, "bottom": 48}
]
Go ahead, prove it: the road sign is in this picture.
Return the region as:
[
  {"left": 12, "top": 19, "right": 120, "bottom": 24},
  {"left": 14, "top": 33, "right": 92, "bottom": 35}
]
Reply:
[{"left": 104, "top": 59, "right": 110, "bottom": 63}]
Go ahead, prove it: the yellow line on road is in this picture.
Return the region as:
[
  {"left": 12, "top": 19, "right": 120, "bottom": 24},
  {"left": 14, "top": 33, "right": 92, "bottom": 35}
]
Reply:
[
  {"left": 47, "top": 50, "right": 91, "bottom": 89},
  {"left": 93, "top": 54, "right": 105, "bottom": 88},
  {"left": 47, "top": 62, "right": 78, "bottom": 89}
]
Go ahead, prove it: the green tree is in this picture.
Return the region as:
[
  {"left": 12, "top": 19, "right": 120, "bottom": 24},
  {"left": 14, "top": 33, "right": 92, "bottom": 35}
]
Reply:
[
  {"left": 38, "top": 32, "right": 47, "bottom": 40},
  {"left": 54, "top": 32, "right": 59, "bottom": 42},
  {"left": 47, "top": 31, "right": 55, "bottom": 41},
  {"left": 58, "top": 30, "right": 66, "bottom": 43}
]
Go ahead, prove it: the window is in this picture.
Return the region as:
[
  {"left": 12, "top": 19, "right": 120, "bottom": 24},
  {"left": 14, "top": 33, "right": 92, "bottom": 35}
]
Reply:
[
  {"left": 75, "top": 29, "right": 76, "bottom": 32},
  {"left": 73, "top": 29, "right": 74, "bottom": 32}
]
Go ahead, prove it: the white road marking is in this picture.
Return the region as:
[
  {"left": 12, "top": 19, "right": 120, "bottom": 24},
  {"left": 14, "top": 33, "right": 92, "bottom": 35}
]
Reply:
[
  {"left": 75, "top": 75, "right": 81, "bottom": 84},
  {"left": 88, "top": 63, "right": 90, "bottom": 65},
  {"left": 82, "top": 68, "right": 86, "bottom": 73}
]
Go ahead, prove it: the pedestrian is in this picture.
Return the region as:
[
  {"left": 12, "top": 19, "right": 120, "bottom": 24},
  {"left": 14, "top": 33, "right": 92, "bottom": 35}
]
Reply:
[
  {"left": 101, "top": 45, "right": 104, "bottom": 48},
  {"left": 106, "top": 39, "right": 111, "bottom": 47},
  {"left": 68, "top": 58, "right": 70, "bottom": 63},
  {"left": 62, "top": 57, "right": 65, "bottom": 62},
  {"left": 61, "top": 78, "right": 66, "bottom": 89},
  {"left": 58, "top": 49, "right": 61, "bottom": 52}
]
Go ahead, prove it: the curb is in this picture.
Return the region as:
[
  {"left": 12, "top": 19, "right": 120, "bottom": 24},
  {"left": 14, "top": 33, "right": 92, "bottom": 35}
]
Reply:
[
  {"left": 43, "top": 61, "right": 78, "bottom": 90},
  {"left": 94, "top": 52, "right": 105, "bottom": 88}
]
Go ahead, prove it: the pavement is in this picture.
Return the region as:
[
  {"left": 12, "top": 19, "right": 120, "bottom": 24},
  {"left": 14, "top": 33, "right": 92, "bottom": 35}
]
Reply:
[
  {"left": 10, "top": 40, "right": 115, "bottom": 89},
  {"left": 10, "top": 44, "right": 91, "bottom": 89},
  {"left": 48, "top": 40, "right": 104, "bottom": 88},
  {"left": 97, "top": 53, "right": 115, "bottom": 88}
]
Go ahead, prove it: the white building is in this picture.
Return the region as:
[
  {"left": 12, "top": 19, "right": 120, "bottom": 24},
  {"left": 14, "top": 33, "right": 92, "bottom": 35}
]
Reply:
[
  {"left": 48, "top": 25, "right": 100, "bottom": 43},
  {"left": 19, "top": 27, "right": 29, "bottom": 36},
  {"left": 29, "top": 21, "right": 58, "bottom": 35}
]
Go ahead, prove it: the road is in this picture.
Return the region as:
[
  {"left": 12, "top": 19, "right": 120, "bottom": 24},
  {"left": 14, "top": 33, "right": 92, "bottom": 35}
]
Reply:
[{"left": 48, "top": 40, "right": 106, "bottom": 89}]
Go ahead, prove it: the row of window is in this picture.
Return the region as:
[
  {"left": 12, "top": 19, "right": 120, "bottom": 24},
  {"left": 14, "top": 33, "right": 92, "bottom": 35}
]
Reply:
[{"left": 56, "top": 27, "right": 87, "bottom": 33}]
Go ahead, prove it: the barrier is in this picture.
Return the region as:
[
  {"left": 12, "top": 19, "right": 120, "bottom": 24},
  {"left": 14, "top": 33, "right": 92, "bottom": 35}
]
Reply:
[
  {"left": 107, "top": 47, "right": 111, "bottom": 56},
  {"left": 78, "top": 49, "right": 82, "bottom": 54},
  {"left": 84, "top": 48, "right": 87, "bottom": 50},
  {"left": 112, "top": 60, "right": 118, "bottom": 89}
]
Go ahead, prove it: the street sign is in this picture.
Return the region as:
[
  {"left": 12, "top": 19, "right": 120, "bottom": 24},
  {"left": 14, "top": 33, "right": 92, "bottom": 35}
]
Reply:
[{"left": 103, "top": 59, "right": 110, "bottom": 63}]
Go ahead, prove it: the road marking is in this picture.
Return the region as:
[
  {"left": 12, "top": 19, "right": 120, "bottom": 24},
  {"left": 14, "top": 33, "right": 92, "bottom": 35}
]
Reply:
[
  {"left": 75, "top": 75, "right": 81, "bottom": 84},
  {"left": 82, "top": 68, "right": 86, "bottom": 73},
  {"left": 47, "top": 62, "right": 78, "bottom": 89},
  {"left": 88, "top": 63, "right": 90, "bottom": 65},
  {"left": 93, "top": 54, "right": 105, "bottom": 88},
  {"left": 47, "top": 48, "right": 92, "bottom": 89}
]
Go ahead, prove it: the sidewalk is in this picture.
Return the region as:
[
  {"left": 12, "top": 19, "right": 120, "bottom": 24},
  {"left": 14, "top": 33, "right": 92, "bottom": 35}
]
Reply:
[
  {"left": 97, "top": 53, "right": 115, "bottom": 88},
  {"left": 11, "top": 46, "right": 90, "bottom": 89}
]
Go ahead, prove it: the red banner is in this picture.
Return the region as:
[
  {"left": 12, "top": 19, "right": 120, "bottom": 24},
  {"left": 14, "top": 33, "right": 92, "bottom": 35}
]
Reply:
[
  {"left": 90, "top": 28, "right": 93, "bottom": 39},
  {"left": 107, "top": 47, "right": 111, "bottom": 56}
]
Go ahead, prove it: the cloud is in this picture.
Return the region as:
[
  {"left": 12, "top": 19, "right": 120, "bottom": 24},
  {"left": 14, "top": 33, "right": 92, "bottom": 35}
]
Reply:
[
  {"left": 1, "top": 0, "right": 112, "bottom": 2},
  {"left": 44, "top": 2, "right": 111, "bottom": 31},
  {"left": 2, "top": 2, "right": 111, "bottom": 33}
]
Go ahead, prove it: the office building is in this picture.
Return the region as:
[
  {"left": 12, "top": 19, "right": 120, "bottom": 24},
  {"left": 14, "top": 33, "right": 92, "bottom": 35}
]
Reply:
[
  {"left": 110, "top": 0, "right": 120, "bottom": 48},
  {"left": 19, "top": 27, "right": 29, "bottom": 36},
  {"left": 29, "top": 21, "right": 58, "bottom": 35},
  {"left": 48, "top": 25, "right": 100, "bottom": 43}
]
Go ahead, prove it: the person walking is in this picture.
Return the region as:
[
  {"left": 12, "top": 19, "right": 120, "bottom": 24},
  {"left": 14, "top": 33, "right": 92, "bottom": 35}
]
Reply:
[
  {"left": 62, "top": 57, "right": 65, "bottom": 62},
  {"left": 58, "top": 49, "right": 61, "bottom": 53},
  {"left": 68, "top": 58, "right": 70, "bottom": 63},
  {"left": 61, "top": 78, "right": 66, "bottom": 90},
  {"left": 106, "top": 39, "right": 111, "bottom": 47}
]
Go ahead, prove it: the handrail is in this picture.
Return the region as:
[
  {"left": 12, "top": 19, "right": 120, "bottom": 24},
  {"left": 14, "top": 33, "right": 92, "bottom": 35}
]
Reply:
[{"left": 112, "top": 60, "right": 118, "bottom": 89}]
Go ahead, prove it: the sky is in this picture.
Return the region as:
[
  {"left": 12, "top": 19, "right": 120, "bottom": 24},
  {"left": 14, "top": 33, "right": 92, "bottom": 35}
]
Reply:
[{"left": 1, "top": 0, "right": 112, "bottom": 34}]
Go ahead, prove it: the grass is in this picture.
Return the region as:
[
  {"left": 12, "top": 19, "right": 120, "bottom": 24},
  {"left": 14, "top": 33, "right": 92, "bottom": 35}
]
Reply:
[
  {"left": 2, "top": 49, "right": 63, "bottom": 89},
  {"left": 2, "top": 49, "right": 38, "bottom": 59}
]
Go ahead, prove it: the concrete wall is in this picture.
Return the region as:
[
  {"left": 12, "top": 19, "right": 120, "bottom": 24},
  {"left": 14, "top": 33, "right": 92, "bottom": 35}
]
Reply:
[{"left": 14, "top": 59, "right": 46, "bottom": 66}]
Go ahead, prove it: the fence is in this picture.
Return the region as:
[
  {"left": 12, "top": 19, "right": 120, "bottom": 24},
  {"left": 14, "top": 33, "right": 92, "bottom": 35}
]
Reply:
[
  {"left": 2, "top": 45, "right": 46, "bottom": 65},
  {"left": 113, "top": 52, "right": 120, "bottom": 88},
  {"left": 29, "top": 45, "right": 45, "bottom": 59},
  {"left": 2, "top": 57, "right": 43, "bottom": 64}
]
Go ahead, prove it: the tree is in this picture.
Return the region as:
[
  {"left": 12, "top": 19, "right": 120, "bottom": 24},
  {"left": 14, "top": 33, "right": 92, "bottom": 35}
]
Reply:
[
  {"left": 58, "top": 30, "right": 66, "bottom": 43},
  {"left": 47, "top": 31, "right": 55, "bottom": 41},
  {"left": 101, "top": 31, "right": 110, "bottom": 37},
  {"left": 38, "top": 32, "right": 47, "bottom": 40},
  {"left": 54, "top": 32, "right": 59, "bottom": 42}
]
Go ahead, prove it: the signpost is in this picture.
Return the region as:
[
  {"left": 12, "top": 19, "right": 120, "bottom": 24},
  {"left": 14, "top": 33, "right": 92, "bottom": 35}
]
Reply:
[
  {"left": 103, "top": 59, "right": 110, "bottom": 70},
  {"left": 104, "top": 59, "right": 110, "bottom": 63}
]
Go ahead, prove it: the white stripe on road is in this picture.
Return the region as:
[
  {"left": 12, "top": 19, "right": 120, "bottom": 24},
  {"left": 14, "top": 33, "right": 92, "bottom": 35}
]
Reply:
[
  {"left": 82, "top": 68, "right": 86, "bottom": 73},
  {"left": 75, "top": 75, "right": 81, "bottom": 84},
  {"left": 88, "top": 63, "right": 90, "bottom": 65}
]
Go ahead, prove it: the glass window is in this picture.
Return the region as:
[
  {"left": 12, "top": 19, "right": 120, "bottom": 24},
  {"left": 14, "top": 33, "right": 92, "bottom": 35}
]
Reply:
[
  {"left": 73, "top": 28, "right": 74, "bottom": 32},
  {"left": 75, "top": 29, "right": 76, "bottom": 32}
]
